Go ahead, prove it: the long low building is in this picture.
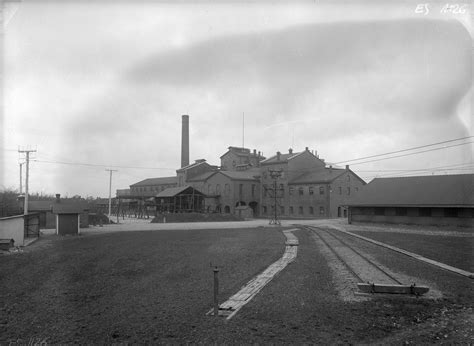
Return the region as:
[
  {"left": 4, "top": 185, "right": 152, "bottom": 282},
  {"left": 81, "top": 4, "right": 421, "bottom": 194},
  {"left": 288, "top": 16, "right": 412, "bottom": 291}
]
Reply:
[{"left": 347, "top": 174, "right": 474, "bottom": 227}]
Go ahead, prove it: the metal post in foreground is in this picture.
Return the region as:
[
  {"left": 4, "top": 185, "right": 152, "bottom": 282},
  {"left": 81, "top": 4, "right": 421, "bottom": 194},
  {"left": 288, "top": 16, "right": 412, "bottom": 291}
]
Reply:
[{"left": 213, "top": 266, "right": 219, "bottom": 317}]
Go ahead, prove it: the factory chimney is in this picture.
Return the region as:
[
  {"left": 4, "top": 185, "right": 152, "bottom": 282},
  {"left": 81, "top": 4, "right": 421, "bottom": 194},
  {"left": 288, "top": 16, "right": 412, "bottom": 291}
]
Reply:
[{"left": 181, "top": 115, "right": 190, "bottom": 168}]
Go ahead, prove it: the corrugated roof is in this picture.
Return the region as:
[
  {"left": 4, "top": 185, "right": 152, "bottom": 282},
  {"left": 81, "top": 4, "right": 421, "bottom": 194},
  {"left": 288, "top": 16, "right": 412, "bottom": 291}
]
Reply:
[
  {"left": 290, "top": 168, "right": 346, "bottom": 184},
  {"left": 348, "top": 174, "right": 474, "bottom": 207},
  {"left": 130, "top": 176, "right": 177, "bottom": 187}
]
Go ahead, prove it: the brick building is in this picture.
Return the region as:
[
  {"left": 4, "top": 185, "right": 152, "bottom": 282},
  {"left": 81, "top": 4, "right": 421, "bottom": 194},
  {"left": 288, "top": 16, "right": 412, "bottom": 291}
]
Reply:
[
  {"left": 187, "top": 168, "right": 260, "bottom": 215},
  {"left": 220, "top": 146, "right": 265, "bottom": 171},
  {"left": 176, "top": 159, "right": 217, "bottom": 187},
  {"left": 260, "top": 148, "right": 366, "bottom": 218}
]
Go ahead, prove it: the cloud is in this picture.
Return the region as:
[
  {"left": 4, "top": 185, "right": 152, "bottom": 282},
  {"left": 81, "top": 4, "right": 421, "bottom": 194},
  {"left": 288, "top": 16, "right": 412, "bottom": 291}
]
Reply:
[
  {"left": 125, "top": 18, "right": 471, "bottom": 126},
  {"left": 6, "top": 13, "right": 472, "bottom": 196}
]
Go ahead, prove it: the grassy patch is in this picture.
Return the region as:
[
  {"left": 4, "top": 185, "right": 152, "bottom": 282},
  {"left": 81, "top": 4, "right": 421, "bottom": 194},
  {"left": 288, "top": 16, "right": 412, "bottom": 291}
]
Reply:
[{"left": 0, "top": 228, "right": 283, "bottom": 343}]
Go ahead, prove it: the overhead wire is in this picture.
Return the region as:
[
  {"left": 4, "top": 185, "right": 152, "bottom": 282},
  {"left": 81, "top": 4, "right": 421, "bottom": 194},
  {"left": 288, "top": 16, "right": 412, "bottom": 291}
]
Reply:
[{"left": 333, "top": 136, "right": 473, "bottom": 164}]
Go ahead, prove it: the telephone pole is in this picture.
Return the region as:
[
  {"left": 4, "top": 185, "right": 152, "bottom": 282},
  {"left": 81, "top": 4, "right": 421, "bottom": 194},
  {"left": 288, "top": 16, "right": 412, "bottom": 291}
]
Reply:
[
  {"left": 268, "top": 169, "right": 282, "bottom": 225},
  {"left": 19, "top": 162, "right": 24, "bottom": 194},
  {"left": 105, "top": 169, "right": 118, "bottom": 222},
  {"left": 18, "top": 148, "right": 36, "bottom": 215}
]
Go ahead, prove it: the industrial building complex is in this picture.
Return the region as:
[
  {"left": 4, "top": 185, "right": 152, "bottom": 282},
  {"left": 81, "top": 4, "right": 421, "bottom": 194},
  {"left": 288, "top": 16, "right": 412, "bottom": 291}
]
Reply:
[{"left": 117, "top": 115, "right": 367, "bottom": 219}]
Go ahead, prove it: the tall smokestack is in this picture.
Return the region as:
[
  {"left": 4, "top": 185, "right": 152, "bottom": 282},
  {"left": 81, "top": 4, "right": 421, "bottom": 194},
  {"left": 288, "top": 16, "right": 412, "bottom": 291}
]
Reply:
[{"left": 181, "top": 115, "right": 190, "bottom": 168}]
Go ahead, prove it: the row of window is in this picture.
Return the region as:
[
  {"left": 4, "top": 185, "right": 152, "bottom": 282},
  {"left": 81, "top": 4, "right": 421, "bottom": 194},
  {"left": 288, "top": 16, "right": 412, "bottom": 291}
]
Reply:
[
  {"left": 207, "top": 183, "right": 257, "bottom": 198},
  {"left": 263, "top": 185, "right": 358, "bottom": 197},
  {"left": 132, "top": 185, "right": 173, "bottom": 193},
  {"left": 352, "top": 207, "right": 473, "bottom": 218},
  {"left": 262, "top": 205, "right": 325, "bottom": 215}
]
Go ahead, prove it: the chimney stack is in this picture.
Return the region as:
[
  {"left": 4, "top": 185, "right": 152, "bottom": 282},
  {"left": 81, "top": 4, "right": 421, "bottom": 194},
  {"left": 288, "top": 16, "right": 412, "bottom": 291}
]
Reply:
[
  {"left": 55, "top": 194, "right": 61, "bottom": 203},
  {"left": 181, "top": 115, "right": 189, "bottom": 168},
  {"left": 277, "top": 151, "right": 281, "bottom": 161},
  {"left": 329, "top": 165, "right": 333, "bottom": 174},
  {"left": 346, "top": 165, "right": 349, "bottom": 170},
  {"left": 288, "top": 148, "right": 293, "bottom": 154}
]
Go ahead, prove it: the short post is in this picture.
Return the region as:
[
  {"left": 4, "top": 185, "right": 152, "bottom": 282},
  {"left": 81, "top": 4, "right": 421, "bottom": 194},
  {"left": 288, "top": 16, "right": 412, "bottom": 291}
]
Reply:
[{"left": 213, "top": 266, "right": 219, "bottom": 317}]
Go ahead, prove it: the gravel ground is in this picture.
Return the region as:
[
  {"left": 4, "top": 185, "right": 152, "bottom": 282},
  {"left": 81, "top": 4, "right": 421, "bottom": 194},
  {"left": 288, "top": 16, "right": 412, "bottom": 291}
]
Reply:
[
  {"left": 344, "top": 222, "right": 473, "bottom": 273},
  {"left": 1, "top": 223, "right": 472, "bottom": 344}
]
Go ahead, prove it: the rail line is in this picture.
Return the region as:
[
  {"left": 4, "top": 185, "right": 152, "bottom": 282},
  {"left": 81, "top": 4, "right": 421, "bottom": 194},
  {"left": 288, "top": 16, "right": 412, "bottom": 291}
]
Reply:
[{"left": 301, "top": 225, "right": 403, "bottom": 286}]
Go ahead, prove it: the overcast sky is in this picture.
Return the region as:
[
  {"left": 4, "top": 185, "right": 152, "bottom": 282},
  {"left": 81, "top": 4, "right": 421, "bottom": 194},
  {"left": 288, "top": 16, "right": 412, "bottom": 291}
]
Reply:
[{"left": 2, "top": 1, "right": 472, "bottom": 198}]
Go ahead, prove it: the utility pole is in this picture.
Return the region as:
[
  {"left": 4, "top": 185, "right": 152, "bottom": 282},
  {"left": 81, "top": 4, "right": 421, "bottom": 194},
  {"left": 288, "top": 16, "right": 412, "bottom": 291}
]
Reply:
[
  {"left": 105, "top": 169, "right": 118, "bottom": 222},
  {"left": 18, "top": 148, "right": 36, "bottom": 215},
  {"left": 268, "top": 169, "right": 282, "bottom": 225},
  {"left": 19, "top": 162, "right": 24, "bottom": 194}
]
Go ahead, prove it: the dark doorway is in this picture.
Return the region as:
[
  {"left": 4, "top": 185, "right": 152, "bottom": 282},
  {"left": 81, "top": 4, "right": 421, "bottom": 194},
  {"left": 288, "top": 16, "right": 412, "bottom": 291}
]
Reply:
[{"left": 249, "top": 201, "right": 258, "bottom": 217}]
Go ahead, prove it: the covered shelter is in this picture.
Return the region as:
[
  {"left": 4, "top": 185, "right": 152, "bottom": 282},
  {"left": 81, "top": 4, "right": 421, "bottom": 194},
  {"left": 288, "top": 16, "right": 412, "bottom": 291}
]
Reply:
[{"left": 155, "top": 186, "right": 206, "bottom": 213}]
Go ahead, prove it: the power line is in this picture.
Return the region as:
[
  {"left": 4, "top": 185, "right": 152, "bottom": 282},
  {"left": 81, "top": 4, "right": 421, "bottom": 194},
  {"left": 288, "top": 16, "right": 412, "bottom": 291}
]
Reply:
[
  {"left": 34, "top": 159, "right": 175, "bottom": 171},
  {"left": 356, "top": 162, "right": 474, "bottom": 173},
  {"left": 349, "top": 141, "right": 474, "bottom": 166},
  {"left": 334, "top": 136, "right": 473, "bottom": 164}
]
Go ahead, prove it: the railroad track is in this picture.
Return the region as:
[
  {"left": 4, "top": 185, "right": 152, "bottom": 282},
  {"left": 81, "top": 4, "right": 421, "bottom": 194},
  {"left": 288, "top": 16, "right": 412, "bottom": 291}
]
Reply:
[{"left": 301, "top": 225, "right": 429, "bottom": 295}]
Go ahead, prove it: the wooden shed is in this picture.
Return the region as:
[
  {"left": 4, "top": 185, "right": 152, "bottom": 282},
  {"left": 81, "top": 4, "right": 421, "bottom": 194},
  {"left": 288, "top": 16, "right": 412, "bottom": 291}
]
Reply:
[{"left": 53, "top": 205, "right": 82, "bottom": 235}]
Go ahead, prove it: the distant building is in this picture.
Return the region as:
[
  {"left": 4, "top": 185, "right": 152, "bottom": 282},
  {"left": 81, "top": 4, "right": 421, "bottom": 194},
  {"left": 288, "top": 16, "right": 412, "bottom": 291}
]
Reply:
[
  {"left": 176, "top": 159, "right": 217, "bottom": 187},
  {"left": 26, "top": 194, "right": 89, "bottom": 228},
  {"left": 260, "top": 148, "right": 366, "bottom": 218},
  {"left": 124, "top": 146, "right": 368, "bottom": 219},
  {"left": 220, "top": 147, "right": 265, "bottom": 171},
  {"left": 187, "top": 168, "right": 261, "bottom": 215},
  {"left": 347, "top": 174, "right": 474, "bottom": 226},
  {"left": 129, "top": 177, "right": 178, "bottom": 197}
]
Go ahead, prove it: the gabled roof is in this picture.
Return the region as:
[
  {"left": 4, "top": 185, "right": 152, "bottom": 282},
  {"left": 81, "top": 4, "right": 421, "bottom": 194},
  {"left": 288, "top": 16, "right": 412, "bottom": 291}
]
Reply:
[
  {"left": 155, "top": 186, "right": 206, "bottom": 198},
  {"left": 53, "top": 204, "right": 84, "bottom": 214},
  {"left": 260, "top": 152, "right": 302, "bottom": 165},
  {"left": 220, "top": 169, "right": 260, "bottom": 181},
  {"left": 188, "top": 168, "right": 260, "bottom": 183},
  {"left": 348, "top": 174, "right": 474, "bottom": 207},
  {"left": 187, "top": 171, "right": 216, "bottom": 182},
  {"left": 289, "top": 168, "right": 347, "bottom": 184},
  {"left": 176, "top": 159, "right": 210, "bottom": 173},
  {"left": 130, "top": 176, "right": 177, "bottom": 187},
  {"left": 29, "top": 200, "right": 89, "bottom": 212},
  {"left": 220, "top": 146, "right": 251, "bottom": 159},
  {"left": 29, "top": 201, "right": 53, "bottom": 211}
]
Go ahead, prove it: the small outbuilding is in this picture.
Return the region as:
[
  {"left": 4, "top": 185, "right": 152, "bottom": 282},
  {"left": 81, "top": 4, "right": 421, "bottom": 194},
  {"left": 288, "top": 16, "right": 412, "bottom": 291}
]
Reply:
[
  {"left": 53, "top": 205, "right": 82, "bottom": 235},
  {"left": 347, "top": 174, "right": 474, "bottom": 227}
]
